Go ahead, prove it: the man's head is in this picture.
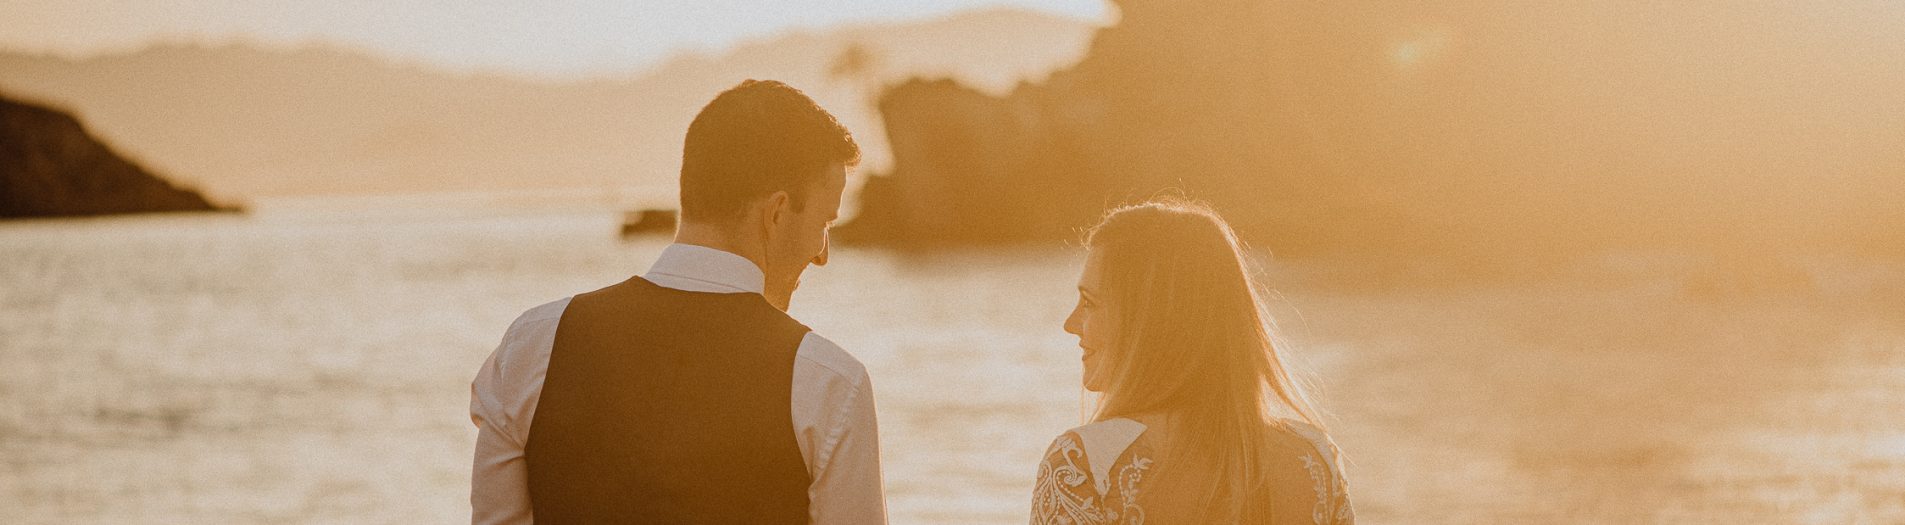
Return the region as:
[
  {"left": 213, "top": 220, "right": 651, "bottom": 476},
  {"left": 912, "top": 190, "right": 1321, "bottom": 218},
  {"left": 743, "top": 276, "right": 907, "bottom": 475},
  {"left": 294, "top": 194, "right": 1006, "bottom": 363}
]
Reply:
[{"left": 676, "top": 80, "right": 859, "bottom": 310}]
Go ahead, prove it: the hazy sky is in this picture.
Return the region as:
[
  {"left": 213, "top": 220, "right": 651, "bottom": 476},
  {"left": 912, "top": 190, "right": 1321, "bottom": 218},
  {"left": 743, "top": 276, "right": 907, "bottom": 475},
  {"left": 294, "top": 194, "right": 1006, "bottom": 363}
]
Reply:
[{"left": 0, "top": 0, "right": 1109, "bottom": 77}]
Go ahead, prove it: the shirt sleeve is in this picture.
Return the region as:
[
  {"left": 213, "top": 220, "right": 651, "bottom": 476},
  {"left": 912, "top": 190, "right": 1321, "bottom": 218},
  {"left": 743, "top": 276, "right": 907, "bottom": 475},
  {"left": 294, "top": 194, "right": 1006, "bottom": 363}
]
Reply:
[
  {"left": 795, "top": 334, "right": 889, "bottom": 525},
  {"left": 470, "top": 347, "right": 532, "bottom": 525},
  {"left": 469, "top": 299, "right": 567, "bottom": 525}
]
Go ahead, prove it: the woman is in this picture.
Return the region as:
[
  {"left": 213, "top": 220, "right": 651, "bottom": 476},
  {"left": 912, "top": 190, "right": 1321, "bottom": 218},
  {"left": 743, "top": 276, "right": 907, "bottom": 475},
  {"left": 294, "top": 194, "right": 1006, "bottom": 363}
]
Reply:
[{"left": 1030, "top": 199, "right": 1353, "bottom": 525}]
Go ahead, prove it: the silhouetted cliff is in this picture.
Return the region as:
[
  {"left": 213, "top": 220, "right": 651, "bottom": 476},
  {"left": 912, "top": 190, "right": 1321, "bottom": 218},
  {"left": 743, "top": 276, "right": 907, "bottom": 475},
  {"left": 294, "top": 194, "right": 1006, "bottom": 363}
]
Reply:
[
  {"left": 846, "top": 79, "right": 1110, "bottom": 244},
  {"left": 840, "top": 0, "right": 1905, "bottom": 265},
  {"left": 1, "top": 96, "right": 222, "bottom": 218}
]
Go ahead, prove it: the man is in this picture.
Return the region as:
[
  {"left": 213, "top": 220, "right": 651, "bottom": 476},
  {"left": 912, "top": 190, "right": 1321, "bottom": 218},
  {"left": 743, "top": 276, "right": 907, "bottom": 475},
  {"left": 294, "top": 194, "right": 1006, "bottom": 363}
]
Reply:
[{"left": 470, "top": 80, "right": 885, "bottom": 524}]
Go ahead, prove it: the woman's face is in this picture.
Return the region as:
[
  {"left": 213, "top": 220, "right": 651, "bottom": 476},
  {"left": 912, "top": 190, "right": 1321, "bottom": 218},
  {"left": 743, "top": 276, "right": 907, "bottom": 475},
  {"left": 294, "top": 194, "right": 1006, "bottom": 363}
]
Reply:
[{"left": 1064, "top": 250, "right": 1119, "bottom": 392}]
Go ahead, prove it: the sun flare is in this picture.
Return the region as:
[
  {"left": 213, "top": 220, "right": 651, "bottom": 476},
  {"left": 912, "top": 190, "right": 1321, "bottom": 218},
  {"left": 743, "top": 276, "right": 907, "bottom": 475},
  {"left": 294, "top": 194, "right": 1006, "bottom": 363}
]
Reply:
[{"left": 1391, "top": 26, "right": 1453, "bottom": 71}]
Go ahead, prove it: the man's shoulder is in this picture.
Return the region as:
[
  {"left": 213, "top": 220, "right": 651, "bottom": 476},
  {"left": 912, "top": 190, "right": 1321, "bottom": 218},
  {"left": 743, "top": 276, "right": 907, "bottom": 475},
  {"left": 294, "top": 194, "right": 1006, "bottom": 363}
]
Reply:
[
  {"left": 491, "top": 297, "right": 573, "bottom": 364},
  {"left": 794, "top": 332, "right": 871, "bottom": 388},
  {"left": 509, "top": 297, "right": 573, "bottom": 331},
  {"left": 472, "top": 296, "right": 575, "bottom": 432}
]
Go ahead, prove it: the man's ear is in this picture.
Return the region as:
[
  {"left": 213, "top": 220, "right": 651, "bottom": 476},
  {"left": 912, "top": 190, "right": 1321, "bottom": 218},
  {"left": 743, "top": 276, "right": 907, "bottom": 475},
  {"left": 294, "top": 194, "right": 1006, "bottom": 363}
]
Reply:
[{"left": 762, "top": 191, "right": 792, "bottom": 229}]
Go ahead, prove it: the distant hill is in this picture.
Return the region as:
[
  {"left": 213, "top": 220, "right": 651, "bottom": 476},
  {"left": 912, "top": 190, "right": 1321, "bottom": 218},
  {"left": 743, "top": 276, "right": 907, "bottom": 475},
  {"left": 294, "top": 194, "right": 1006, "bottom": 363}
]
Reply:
[
  {"left": 0, "top": 94, "right": 223, "bottom": 217},
  {"left": 0, "top": 8, "right": 1094, "bottom": 202}
]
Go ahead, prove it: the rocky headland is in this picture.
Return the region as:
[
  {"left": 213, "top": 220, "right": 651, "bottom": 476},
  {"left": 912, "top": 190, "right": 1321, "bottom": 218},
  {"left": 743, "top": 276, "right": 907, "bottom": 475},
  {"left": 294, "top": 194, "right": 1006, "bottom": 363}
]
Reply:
[
  {"left": 839, "top": 0, "right": 1905, "bottom": 275},
  {"left": 1, "top": 95, "right": 224, "bottom": 218}
]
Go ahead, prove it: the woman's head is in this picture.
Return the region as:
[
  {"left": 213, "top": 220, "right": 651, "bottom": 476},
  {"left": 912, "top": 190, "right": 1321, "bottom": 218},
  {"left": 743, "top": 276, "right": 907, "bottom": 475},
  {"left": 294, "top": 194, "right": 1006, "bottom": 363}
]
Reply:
[
  {"left": 1063, "top": 198, "right": 1329, "bottom": 522},
  {"left": 1064, "top": 196, "right": 1322, "bottom": 426}
]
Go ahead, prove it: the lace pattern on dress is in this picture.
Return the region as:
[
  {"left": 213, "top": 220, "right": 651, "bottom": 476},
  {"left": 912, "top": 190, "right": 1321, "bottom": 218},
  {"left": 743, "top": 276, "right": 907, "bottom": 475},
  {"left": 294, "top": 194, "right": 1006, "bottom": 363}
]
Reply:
[
  {"left": 1031, "top": 432, "right": 1152, "bottom": 525},
  {"left": 1031, "top": 419, "right": 1354, "bottom": 525},
  {"left": 1288, "top": 420, "right": 1355, "bottom": 525}
]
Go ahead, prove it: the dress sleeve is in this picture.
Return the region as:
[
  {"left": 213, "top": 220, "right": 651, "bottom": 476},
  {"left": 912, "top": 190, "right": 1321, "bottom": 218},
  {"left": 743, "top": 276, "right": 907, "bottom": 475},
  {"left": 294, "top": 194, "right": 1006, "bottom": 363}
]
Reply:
[
  {"left": 1317, "top": 438, "right": 1354, "bottom": 524},
  {"left": 1289, "top": 426, "right": 1354, "bottom": 525},
  {"left": 1259, "top": 421, "right": 1355, "bottom": 525}
]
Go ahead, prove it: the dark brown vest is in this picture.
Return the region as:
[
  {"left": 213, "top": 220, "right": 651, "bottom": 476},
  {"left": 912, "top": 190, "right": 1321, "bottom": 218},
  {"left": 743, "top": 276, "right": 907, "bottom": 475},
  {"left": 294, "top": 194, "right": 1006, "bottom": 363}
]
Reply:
[{"left": 524, "top": 276, "right": 813, "bottom": 524}]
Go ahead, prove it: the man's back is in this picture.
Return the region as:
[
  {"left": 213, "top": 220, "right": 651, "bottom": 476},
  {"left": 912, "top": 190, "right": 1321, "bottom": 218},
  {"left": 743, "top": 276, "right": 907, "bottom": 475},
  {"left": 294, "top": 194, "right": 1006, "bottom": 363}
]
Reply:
[
  {"left": 471, "top": 243, "right": 886, "bottom": 524},
  {"left": 525, "top": 276, "right": 811, "bottom": 523}
]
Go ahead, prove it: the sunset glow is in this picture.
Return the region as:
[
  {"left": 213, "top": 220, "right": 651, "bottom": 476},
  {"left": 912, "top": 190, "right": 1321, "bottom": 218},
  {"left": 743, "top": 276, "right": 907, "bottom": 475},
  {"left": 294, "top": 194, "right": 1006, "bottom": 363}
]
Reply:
[{"left": 3, "top": 1, "right": 1903, "bottom": 523}]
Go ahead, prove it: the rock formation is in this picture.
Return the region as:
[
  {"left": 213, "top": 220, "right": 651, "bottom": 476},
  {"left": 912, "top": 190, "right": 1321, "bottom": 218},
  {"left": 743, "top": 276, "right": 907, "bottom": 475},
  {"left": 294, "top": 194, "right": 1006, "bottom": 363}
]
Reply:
[
  {"left": 619, "top": 209, "right": 678, "bottom": 238},
  {"left": 841, "top": 0, "right": 1905, "bottom": 268},
  {"left": 1, "top": 95, "right": 222, "bottom": 218},
  {"left": 841, "top": 0, "right": 1402, "bottom": 252}
]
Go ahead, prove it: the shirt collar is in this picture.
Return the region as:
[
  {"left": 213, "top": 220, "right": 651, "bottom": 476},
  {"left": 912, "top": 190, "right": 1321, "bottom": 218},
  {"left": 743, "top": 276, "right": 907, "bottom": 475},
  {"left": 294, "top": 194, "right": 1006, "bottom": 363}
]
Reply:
[{"left": 643, "top": 243, "right": 766, "bottom": 295}]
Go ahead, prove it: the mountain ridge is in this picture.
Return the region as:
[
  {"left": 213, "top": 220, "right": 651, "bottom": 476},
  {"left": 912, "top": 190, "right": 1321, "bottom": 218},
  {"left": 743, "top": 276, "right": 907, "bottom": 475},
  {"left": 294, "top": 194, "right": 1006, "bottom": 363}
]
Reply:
[{"left": 0, "top": 8, "right": 1096, "bottom": 202}]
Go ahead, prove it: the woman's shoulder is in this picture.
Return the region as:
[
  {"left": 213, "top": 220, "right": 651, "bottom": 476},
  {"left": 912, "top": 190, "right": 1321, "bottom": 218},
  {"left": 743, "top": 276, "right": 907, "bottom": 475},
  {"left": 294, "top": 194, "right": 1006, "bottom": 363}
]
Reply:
[
  {"left": 1039, "top": 418, "right": 1152, "bottom": 494},
  {"left": 1262, "top": 418, "right": 1355, "bottom": 524},
  {"left": 1259, "top": 418, "right": 1350, "bottom": 495},
  {"left": 1267, "top": 418, "right": 1343, "bottom": 463},
  {"left": 1044, "top": 418, "right": 1150, "bottom": 466},
  {"left": 1064, "top": 418, "right": 1149, "bottom": 450}
]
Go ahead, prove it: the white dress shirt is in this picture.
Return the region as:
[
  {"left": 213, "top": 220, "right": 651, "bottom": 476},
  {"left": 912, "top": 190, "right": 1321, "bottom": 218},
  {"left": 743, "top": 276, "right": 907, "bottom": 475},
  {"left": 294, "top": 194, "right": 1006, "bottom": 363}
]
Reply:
[{"left": 470, "top": 243, "right": 887, "bottom": 524}]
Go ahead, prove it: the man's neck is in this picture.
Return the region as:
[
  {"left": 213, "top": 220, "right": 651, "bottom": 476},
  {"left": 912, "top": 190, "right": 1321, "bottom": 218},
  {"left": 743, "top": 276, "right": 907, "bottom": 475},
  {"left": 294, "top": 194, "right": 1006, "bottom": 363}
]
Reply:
[
  {"left": 673, "top": 220, "right": 797, "bottom": 311},
  {"left": 671, "top": 222, "right": 768, "bottom": 276}
]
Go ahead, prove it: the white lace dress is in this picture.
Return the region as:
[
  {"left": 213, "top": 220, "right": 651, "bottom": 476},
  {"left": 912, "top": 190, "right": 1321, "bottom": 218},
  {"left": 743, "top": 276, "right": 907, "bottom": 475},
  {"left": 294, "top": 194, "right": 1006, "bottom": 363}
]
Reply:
[{"left": 1029, "top": 418, "right": 1353, "bottom": 525}]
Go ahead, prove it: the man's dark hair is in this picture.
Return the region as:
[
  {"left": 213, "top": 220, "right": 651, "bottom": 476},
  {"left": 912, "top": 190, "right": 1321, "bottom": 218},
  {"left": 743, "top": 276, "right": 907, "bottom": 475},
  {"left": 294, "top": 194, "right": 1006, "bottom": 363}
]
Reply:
[{"left": 678, "top": 79, "right": 859, "bottom": 223}]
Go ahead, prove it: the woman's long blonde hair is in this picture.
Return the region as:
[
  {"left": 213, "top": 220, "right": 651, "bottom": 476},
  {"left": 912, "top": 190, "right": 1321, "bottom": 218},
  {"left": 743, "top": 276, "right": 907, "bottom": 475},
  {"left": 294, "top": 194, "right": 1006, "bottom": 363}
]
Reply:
[{"left": 1086, "top": 197, "right": 1324, "bottom": 522}]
